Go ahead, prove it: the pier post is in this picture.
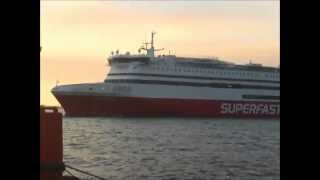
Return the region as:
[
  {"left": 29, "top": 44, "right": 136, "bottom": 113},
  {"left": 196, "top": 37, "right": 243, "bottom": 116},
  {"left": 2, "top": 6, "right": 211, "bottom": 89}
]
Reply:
[{"left": 40, "top": 106, "right": 64, "bottom": 180}]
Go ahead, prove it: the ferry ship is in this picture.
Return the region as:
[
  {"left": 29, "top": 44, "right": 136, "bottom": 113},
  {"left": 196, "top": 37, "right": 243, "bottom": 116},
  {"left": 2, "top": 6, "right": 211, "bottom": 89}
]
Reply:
[{"left": 52, "top": 32, "right": 280, "bottom": 118}]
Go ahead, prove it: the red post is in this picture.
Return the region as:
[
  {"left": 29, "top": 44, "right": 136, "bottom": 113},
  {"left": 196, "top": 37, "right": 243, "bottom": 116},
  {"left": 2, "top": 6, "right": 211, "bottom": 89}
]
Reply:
[{"left": 40, "top": 106, "right": 64, "bottom": 180}]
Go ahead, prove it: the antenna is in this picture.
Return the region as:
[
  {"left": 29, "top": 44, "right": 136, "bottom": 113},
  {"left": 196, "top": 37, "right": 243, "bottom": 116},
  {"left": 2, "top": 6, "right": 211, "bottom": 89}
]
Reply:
[
  {"left": 139, "top": 31, "right": 163, "bottom": 58},
  {"left": 143, "top": 42, "right": 150, "bottom": 50},
  {"left": 155, "top": 48, "right": 164, "bottom": 52},
  {"left": 151, "top": 31, "right": 156, "bottom": 49}
]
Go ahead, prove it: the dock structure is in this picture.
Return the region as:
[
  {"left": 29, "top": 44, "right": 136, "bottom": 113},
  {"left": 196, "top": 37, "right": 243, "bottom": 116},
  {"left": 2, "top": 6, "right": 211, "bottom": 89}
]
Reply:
[{"left": 40, "top": 106, "right": 79, "bottom": 180}]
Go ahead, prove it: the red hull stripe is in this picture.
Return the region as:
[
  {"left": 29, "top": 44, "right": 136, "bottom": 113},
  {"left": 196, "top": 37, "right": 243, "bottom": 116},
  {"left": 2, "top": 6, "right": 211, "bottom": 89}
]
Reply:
[{"left": 53, "top": 94, "right": 280, "bottom": 118}]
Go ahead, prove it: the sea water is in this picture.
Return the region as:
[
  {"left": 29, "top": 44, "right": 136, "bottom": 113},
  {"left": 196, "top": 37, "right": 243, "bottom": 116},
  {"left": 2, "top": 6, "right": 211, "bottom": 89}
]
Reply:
[{"left": 63, "top": 118, "right": 279, "bottom": 180}]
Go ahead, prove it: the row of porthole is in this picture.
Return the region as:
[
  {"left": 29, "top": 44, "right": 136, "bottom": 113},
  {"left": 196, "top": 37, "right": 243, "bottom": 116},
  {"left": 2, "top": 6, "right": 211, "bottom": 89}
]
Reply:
[{"left": 138, "top": 66, "right": 279, "bottom": 79}]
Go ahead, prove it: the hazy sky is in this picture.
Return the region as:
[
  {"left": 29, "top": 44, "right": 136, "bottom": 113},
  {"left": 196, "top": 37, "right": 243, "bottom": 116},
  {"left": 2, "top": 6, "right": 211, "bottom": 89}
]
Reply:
[{"left": 41, "top": 0, "right": 280, "bottom": 106}]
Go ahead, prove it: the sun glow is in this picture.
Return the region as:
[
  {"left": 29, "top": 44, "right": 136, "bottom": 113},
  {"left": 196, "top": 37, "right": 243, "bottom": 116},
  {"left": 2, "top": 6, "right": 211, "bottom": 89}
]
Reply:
[{"left": 41, "top": 1, "right": 279, "bottom": 106}]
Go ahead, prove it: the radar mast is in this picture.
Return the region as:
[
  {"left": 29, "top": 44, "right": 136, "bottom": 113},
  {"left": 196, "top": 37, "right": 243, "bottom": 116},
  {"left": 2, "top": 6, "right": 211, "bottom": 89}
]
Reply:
[{"left": 139, "top": 31, "right": 164, "bottom": 58}]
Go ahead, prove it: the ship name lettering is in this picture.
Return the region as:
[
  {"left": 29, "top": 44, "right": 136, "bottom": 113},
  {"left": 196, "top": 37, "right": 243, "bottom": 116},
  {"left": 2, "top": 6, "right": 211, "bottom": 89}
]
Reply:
[{"left": 220, "top": 103, "right": 280, "bottom": 116}]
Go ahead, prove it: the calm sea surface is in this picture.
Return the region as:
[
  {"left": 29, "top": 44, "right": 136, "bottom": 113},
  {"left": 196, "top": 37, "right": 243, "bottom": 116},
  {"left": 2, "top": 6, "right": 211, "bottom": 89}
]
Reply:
[{"left": 63, "top": 118, "right": 280, "bottom": 180}]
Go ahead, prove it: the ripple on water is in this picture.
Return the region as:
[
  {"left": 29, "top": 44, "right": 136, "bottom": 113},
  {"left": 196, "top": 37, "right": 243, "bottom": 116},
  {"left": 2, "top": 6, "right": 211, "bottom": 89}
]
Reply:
[{"left": 63, "top": 118, "right": 279, "bottom": 180}]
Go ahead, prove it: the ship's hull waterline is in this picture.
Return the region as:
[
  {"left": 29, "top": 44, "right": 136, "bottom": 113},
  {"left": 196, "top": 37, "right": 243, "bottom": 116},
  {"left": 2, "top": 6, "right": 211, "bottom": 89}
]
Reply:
[{"left": 53, "top": 93, "right": 279, "bottom": 118}]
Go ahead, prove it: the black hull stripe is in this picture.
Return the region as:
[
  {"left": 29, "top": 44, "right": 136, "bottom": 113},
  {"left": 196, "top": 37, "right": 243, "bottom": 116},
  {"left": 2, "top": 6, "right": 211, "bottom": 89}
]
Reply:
[
  {"left": 108, "top": 73, "right": 280, "bottom": 84},
  {"left": 105, "top": 79, "right": 279, "bottom": 90},
  {"left": 242, "top": 95, "right": 280, "bottom": 100}
]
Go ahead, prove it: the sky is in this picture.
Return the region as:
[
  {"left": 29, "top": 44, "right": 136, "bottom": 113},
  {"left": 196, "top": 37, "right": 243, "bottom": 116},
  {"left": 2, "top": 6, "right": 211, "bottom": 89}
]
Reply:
[{"left": 41, "top": 0, "right": 280, "bottom": 106}]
